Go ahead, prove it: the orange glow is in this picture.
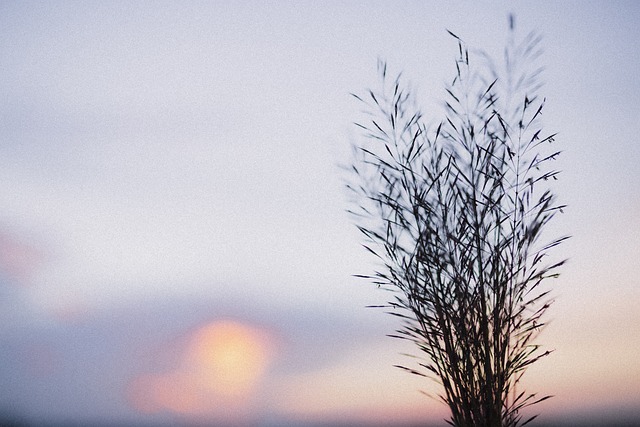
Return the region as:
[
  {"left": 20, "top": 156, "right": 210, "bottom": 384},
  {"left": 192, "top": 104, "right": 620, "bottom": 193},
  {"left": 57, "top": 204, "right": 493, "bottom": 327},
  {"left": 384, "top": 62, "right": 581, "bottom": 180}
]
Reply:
[
  {"left": 128, "top": 320, "right": 274, "bottom": 420},
  {"left": 269, "top": 338, "right": 447, "bottom": 425},
  {"left": 129, "top": 374, "right": 201, "bottom": 414},
  {"left": 187, "top": 321, "right": 270, "bottom": 398}
]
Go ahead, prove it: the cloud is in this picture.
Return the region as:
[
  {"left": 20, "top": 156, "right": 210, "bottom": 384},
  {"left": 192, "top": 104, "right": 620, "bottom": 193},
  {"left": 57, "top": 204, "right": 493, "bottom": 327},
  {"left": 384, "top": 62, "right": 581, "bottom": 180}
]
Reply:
[
  {"left": 0, "top": 228, "right": 45, "bottom": 288},
  {"left": 0, "top": 270, "right": 409, "bottom": 425}
]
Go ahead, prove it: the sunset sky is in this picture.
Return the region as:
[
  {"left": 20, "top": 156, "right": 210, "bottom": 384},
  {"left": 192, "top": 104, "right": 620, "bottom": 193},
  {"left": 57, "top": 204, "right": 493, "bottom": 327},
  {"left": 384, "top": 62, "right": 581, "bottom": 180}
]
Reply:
[{"left": 0, "top": 1, "right": 639, "bottom": 426}]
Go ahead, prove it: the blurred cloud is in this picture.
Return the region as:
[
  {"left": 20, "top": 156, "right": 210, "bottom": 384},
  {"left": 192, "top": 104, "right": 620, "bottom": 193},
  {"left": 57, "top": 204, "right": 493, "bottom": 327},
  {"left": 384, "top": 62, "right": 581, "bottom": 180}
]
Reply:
[
  {"left": 0, "top": 286, "right": 404, "bottom": 425},
  {"left": 0, "top": 227, "right": 45, "bottom": 287}
]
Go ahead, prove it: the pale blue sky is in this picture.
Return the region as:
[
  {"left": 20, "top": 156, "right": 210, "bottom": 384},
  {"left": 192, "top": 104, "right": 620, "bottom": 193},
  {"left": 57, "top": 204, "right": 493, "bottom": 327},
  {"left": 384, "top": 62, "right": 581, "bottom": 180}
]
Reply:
[{"left": 0, "top": 1, "right": 638, "bottom": 425}]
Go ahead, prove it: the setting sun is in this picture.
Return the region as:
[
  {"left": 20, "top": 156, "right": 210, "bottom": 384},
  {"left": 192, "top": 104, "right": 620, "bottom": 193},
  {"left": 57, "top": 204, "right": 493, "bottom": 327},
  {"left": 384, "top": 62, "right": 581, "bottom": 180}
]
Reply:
[
  {"left": 128, "top": 320, "right": 275, "bottom": 420},
  {"left": 187, "top": 320, "right": 272, "bottom": 398}
]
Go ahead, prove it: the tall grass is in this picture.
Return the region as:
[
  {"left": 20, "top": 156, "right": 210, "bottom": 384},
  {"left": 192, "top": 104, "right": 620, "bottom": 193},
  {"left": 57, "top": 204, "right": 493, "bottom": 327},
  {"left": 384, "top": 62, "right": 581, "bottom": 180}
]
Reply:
[{"left": 347, "top": 19, "right": 568, "bottom": 427}]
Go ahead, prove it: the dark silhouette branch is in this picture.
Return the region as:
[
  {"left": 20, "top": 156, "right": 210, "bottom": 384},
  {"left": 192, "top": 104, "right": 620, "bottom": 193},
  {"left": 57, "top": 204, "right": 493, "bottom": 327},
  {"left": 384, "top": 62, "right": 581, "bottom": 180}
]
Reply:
[{"left": 347, "top": 17, "right": 567, "bottom": 427}]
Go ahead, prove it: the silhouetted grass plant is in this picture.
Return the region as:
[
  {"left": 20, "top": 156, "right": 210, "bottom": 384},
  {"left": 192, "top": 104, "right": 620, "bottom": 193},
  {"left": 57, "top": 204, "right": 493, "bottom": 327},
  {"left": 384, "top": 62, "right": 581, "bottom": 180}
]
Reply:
[{"left": 347, "top": 18, "right": 568, "bottom": 427}]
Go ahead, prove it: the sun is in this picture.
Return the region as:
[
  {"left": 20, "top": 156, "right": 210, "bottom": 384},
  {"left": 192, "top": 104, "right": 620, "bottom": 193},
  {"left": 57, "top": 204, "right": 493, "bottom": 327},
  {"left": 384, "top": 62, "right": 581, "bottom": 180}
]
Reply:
[
  {"left": 128, "top": 319, "right": 275, "bottom": 418},
  {"left": 187, "top": 320, "right": 271, "bottom": 398}
]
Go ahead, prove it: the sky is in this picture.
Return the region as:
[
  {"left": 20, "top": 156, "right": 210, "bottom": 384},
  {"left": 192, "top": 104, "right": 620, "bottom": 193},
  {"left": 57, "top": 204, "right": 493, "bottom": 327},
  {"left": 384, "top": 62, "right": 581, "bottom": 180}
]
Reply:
[{"left": 0, "top": 1, "right": 639, "bottom": 426}]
